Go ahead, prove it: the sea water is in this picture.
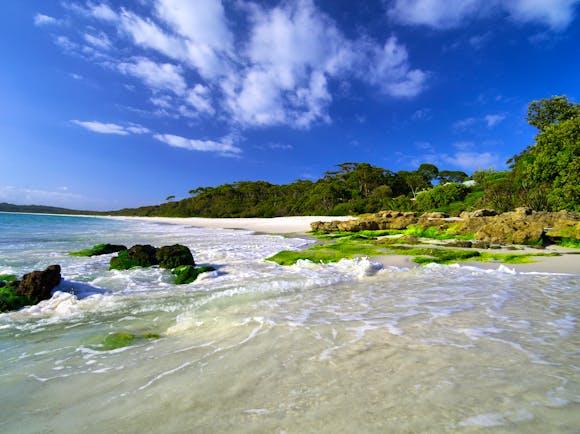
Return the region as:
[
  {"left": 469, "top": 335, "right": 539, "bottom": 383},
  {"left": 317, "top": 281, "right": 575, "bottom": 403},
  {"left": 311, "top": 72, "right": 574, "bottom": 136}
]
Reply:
[{"left": 0, "top": 212, "right": 578, "bottom": 433}]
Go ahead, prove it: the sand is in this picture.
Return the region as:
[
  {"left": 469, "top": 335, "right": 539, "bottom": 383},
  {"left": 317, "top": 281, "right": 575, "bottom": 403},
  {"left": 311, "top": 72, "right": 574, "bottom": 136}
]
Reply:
[{"left": 114, "top": 215, "right": 354, "bottom": 234}]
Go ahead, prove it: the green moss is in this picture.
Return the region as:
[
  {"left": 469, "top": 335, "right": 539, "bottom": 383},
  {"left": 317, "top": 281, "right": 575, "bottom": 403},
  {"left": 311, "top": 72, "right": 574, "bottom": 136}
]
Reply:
[
  {"left": 109, "top": 250, "right": 142, "bottom": 270},
  {"left": 386, "top": 246, "right": 481, "bottom": 264},
  {"left": 69, "top": 244, "right": 127, "bottom": 257},
  {"left": 97, "top": 332, "right": 160, "bottom": 351},
  {"left": 172, "top": 265, "right": 216, "bottom": 284},
  {"left": 0, "top": 283, "right": 30, "bottom": 312},
  {"left": 0, "top": 274, "right": 18, "bottom": 284},
  {"left": 557, "top": 238, "right": 580, "bottom": 248},
  {"left": 267, "top": 239, "right": 384, "bottom": 265},
  {"left": 101, "top": 332, "right": 136, "bottom": 350}
]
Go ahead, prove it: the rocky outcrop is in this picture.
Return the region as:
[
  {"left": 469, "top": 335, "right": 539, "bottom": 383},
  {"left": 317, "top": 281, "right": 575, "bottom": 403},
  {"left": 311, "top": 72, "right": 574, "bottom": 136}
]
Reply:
[
  {"left": 1, "top": 265, "right": 62, "bottom": 312},
  {"left": 110, "top": 244, "right": 159, "bottom": 270},
  {"left": 70, "top": 244, "right": 127, "bottom": 257},
  {"left": 16, "top": 265, "right": 62, "bottom": 303},
  {"left": 311, "top": 209, "right": 580, "bottom": 245},
  {"left": 156, "top": 244, "right": 195, "bottom": 269}
]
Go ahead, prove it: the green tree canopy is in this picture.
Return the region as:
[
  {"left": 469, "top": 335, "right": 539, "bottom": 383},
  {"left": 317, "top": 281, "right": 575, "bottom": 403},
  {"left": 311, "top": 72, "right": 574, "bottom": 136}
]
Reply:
[{"left": 526, "top": 95, "right": 580, "bottom": 132}]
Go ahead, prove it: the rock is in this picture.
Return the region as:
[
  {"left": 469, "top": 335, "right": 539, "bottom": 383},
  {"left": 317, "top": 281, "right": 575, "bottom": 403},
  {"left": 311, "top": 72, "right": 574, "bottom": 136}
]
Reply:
[
  {"left": 15, "top": 265, "right": 62, "bottom": 304},
  {"left": 70, "top": 243, "right": 127, "bottom": 257},
  {"left": 172, "top": 265, "right": 216, "bottom": 284},
  {"left": 110, "top": 244, "right": 159, "bottom": 270},
  {"left": 471, "top": 209, "right": 498, "bottom": 217},
  {"left": 421, "top": 212, "right": 449, "bottom": 219},
  {"left": 156, "top": 244, "right": 195, "bottom": 269},
  {"left": 445, "top": 240, "right": 473, "bottom": 248}
]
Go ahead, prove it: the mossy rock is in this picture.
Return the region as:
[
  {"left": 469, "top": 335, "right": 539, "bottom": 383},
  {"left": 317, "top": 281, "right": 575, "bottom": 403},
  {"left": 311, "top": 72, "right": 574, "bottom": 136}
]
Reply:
[
  {"left": 98, "top": 332, "right": 161, "bottom": 351},
  {"left": 70, "top": 244, "right": 127, "bottom": 257},
  {"left": 0, "top": 282, "right": 29, "bottom": 312},
  {"left": 172, "top": 265, "right": 216, "bottom": 284},
  {"left": 109, "top": 245, "right": 158, "bottom": 270},
  {"left": 156, "top": 244, "right": 195, "bottom": 269}
]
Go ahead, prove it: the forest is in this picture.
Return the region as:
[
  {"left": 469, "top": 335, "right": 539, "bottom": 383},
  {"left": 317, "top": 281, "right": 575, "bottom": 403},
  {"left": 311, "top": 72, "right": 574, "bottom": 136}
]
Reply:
[{"left": 107, "top": 95, "right": 579, "bottom": 217}]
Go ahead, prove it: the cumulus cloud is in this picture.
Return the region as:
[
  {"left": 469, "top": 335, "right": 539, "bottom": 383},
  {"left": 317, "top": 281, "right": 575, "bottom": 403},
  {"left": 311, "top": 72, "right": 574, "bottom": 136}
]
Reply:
[
  {"left": 45, "top": 0, "right": 432, "bottom": 133},
  {"left": 71, "top": 120, "right": 150, "bottom": 135},
  {"left": 441, "top": 151, "right": 501, "bottom": 171},
  {"left": 389, "top": 0, "right": 580, "bottom": 30},
  {"left": 153, "top": 133, "right": 241, "bottom": 156},
  {"left": 366, "top": 36, "right": 428, "bottom": 97},
  {"left": 117, "top": 58, "right": 186, "bottom": 95}
]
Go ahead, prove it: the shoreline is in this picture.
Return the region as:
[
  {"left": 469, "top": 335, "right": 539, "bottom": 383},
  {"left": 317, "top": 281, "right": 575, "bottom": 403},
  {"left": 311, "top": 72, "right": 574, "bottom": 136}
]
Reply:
[{"left": 110, "top": 215, "right": 579, "bottom": 275}]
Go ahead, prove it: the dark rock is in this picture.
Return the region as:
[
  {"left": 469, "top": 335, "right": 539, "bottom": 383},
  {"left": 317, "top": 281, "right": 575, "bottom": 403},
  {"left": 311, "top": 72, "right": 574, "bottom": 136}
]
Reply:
[
  {"left": 110, "top": 244, "right": 159, "bottom": 270},
  {"left": 445, "top": 240, "right": 473, "bottom": 248},
  {"left": 70, "top": 243, "right": 127, "bottom": 257},
  {"left": 15, "top": 265, "right": 61, "bottom": 304},
  {"left": 471, "top": 209, "right": 498, "bottom": 217},
  {"left": 156, "top": 244, "right": 195, "bottom": 269},
  {"left": 172, "top": 265, "right": 216, "bottom": 284}
]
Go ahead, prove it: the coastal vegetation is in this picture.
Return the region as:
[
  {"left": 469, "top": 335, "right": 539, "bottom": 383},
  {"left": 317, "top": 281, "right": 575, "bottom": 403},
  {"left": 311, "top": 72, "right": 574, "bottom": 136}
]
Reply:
[{"left": 108, "top": 95, "right": 578, "bottom": 218}]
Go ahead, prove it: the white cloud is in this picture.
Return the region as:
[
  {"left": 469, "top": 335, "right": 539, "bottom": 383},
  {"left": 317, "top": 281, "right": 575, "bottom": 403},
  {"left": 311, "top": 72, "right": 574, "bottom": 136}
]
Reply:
[
  {"left": 367, "top": 36, "right": 428, "bottom": 97},
  {"left": 186, "top": 85, "right": 215, "bottom": 115},
  {"left": 89, "top": 3, "right": 118, "bottom": 21},
  {"left": 155, "top": 0, "right": 233, "bottom": 78},
  {"left": 117, "top": 57, "right": 186, "bottom": 95},
  {"left": 484, "top": 113, "right": 506, "bottom": 127},
  {"left": 84, "top": 32, "right": 112, "bottom": 50},
  {"left": 153, "top": 133, "right": 242, "bottom": 156},
  {"left": 50, "top": 0, "right": 429, "bottom": 131},
  {"left": 71, "top": 120, "right": 150, "bottom": 135},
  {"left": 119, "top": 9, "right": 187, "bottom": 62},
  {"left": 441, "top": 151, "right": 501, "bottom": 171},
  {"left": 34, "top": 13, "right": 60, "bottom": 26},
  {"left": 388, "top": 0, "right": 580, "bottom": 30}
]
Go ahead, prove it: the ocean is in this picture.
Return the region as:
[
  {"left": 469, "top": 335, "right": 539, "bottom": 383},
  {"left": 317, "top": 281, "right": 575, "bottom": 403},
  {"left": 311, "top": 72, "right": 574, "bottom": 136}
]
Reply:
[{"left": 0, "top": 212, "right": 578, "bottom": 433}]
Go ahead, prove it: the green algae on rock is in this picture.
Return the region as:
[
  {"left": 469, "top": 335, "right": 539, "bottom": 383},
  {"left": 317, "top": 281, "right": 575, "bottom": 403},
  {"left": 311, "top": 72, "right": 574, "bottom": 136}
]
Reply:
[{"left": 69, "top": 244, "right": 127, "bottom": 257}]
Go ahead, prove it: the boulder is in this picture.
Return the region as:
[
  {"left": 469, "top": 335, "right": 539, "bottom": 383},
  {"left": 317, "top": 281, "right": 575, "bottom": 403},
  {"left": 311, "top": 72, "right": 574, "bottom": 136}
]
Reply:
[
  {"left": 172, "top": 265, "right": 216, "bottom": 284},
  {"left": 156, "top": 244, "right": 195, "bottom": 269},
  {"left": 70, "top": 243, "right": 127, "bottom": 257},
  {"left": 15, "top": 265, "right": 62, "bottom": 304},
  {"left": 470, "top": 209, "right": 498, "bottom": 218},
  {"left": 110, "top": 244, "right": 159, "bottom": 270}
]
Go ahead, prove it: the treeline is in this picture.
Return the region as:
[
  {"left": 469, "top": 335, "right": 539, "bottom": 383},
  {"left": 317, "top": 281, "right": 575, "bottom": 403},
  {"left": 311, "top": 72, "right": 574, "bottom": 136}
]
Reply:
[
  {"left": 0, "top": 203, "right": 93, "bottom": 215},
  {"left": 111, "top": 162, "right": 477, "bottom": 217},
  {"left": 110, "top": 95, "right": 580, "bottom": 217}
]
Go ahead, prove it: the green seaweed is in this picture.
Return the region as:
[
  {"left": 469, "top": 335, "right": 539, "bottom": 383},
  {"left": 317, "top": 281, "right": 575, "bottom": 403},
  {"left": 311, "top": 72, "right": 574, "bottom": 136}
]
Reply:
[
  {"left": 0, "top": 283, "right": 30, "bottom": 313},
  {"left": 172, "top": 265, "right": 216, "bottom": 284},
  {"left": 69, "top": 243, "right": 127, "bottom": 257},
  {"left": 556, "top": 238, "right": 580, "bottom": 248},
  {"left": 98, "top": 332, "right": 160, "bottom": 351},
  {"left": 267, "top": 239, "right": 384, "bottom": 265}
]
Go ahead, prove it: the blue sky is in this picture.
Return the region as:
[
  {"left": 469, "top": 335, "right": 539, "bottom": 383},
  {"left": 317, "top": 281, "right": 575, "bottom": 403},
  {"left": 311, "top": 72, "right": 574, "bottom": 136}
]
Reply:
[{"left": 1, "top": 0, "right": 579, "bottom": 211}]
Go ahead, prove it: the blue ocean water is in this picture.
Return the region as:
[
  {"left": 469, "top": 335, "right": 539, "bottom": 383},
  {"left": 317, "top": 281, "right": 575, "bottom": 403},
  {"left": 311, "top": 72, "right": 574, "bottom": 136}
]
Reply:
[{"left": 0, "top": 212, "right": 579, "bottom": 433}]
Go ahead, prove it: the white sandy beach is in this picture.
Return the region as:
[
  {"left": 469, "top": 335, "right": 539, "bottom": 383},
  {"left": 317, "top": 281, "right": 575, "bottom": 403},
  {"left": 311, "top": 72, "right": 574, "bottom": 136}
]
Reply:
[{"left": 115, "top": 215, "right": 354, "bottom": 234}]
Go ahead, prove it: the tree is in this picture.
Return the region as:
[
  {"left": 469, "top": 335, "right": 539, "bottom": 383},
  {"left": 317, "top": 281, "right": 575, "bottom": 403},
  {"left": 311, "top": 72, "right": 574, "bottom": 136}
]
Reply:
[
  {"left": 398, "top": 170, "right": 430, "bottom": 200},
  {"left": 512, "top": 116, "right": 580, "bottom": 211},
  {"left": 526, "top": 95, "right": 580, "bottom": 132},
  {"left": 417, "top": 163, "right": 439, "bottom": 185},
  {"left": 438, "top": 170, "right": 469, "bottom": 184},
  {"left": 165, "top": 195, "right": 176, "bottom": 202}
]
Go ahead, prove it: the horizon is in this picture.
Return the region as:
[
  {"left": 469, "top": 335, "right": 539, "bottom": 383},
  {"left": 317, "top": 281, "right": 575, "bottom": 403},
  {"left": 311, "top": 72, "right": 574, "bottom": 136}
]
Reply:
[{"left": 1, "top": 1, "right": 579, "bottom": 211}]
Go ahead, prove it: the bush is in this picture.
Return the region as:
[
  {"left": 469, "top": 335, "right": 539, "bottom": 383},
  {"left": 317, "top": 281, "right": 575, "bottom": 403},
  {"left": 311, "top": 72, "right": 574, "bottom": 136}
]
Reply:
[{"left": 415, "top": 183, "right": 470, "bottom": 211}]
